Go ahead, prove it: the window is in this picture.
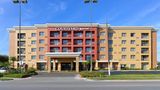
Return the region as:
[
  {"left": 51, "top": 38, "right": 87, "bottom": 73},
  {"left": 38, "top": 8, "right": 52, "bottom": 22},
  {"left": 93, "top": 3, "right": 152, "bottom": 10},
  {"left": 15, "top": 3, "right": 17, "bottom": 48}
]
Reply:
[
  {"left": 31, "top": 40, "right": 36, "bottom": 44},
  {"left": 121, "top": 40, "right": 126, "bottom": 44},
  {"left": 62, "top": 48, "right": 69, "bottom": 52},
  {"left": 130, "top": 48, "right": 135, "bottom": 52},
  {"left": 108, "top": 40, "right": 113, "bottom": 45},
  {"left": 108, "top": 33, "right": 113, "bottom": 38},
  {"left": 86, "top": 32, "right": 92, "bottom": 37},
  {"left": 121, "top": 48, "right": 126, "bottom": 52},
  {"left": 141, "top": 40, "right": 149, "bottom": 46},
  {"left": 109, "top": 48, "right": 113, "bottom": 52},
  {"left": 100, "top": 47, "right": 105, "bottom": 51},
  {"left": 50, "top": 48, "right": 59, "bottom": 52},
  {"left": 86, "top": 47, "right": 92, "bottom": 52},
  {"left": 31, "top": 33, "right": 36, "bottom": 37},
  {"left": 62, "top": 40, "right": 68, "bottom": 45},
  {"left": 39, "top": 47, "right": 44, "bottom": 51},
  {"left": 100, "top": 55, "right": 105, "bottom": 59},
  {"left": 62, "top": 32, "right": 68, "bottom": 37},
  {"left": 39, "top": 39, "right": 44, "bottom": 44},
  {"left": 75, "top": 48, "right": 82, "bottom": 52},
  {"left": 131, "top": 40, "right": 135, "bottom": 44},
  {"left": 31, "top": 48, "right": 36, "bottom": 52},
  {"left": 75, "top": 32, "right": 83, "bottom": 37},
  {"left": 130, "top": 64, "right": 135, "bottom": 69},
  {"left": 131, "top": 55, "right": 135, "bottom": 60},
  {"left": 75, "top": 40, "right": 82, "bottom": 45},
  {"left": 122, "top": 55, "right": 126, "bottom": 60},
  {"left": 85, "top": 55, "right": 91, "bottom": 60},
  {"left": 99, "top": 32, "right": 105, "bottom": 36},
  {"left": 39, "top": 32, "right": 44, "bottom": 36},
  {"left": 100, "top": 39, "right": 105, "bottom": 44},
  {"left": 50, "top": 40, "right": 59, "bottom": 45},
  {"left": 141, "top": 33, "right": 149, "bottom": 39},
  {"left": 39, "top": 55, "right": 44, "bottom": 60},
  {"left": 86, "top": 40, "right": 92, "bottom": 45},
  {"left": 131, "top": 33, "right": 135, "bottom": 37},
  {"left": 31, "top": 55, "right": 36, "bottom": 60},
  {"left": 50, "top": 32, "right": 59, "bottom": 37},
  {"left": 109, "top": 55, "right": 113, "bottom": 60},
  {"left": 122, "top": 33, "right": 126, "bottom": 37}
]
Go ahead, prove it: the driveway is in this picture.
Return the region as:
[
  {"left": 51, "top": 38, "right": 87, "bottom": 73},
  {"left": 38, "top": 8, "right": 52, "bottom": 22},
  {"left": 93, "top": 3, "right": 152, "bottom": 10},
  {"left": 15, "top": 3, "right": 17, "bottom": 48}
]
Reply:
[{"left": 1, "top": 72, "right": 160, "bottom": 90}]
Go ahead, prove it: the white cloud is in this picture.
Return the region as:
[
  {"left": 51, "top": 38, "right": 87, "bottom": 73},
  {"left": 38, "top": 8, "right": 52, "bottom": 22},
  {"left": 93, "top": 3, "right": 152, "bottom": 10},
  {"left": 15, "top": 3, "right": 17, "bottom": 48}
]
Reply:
[
  {"left": 125, "top": 3, "right": 160, "bottom": 25},
  {"left": 0, "top": 8, "right": 4, "bottom": 15},
  {"left": 47, "top": 1, "right": 67, "bottom": 12}
]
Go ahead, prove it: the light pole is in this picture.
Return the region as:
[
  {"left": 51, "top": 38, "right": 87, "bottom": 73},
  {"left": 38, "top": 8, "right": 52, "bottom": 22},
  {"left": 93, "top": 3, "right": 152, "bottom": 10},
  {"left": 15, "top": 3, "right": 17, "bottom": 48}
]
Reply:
[
  {"left": 12, "top": 0, "right": 28, "bottom": 73},
  {"left": 84, "top": 0, "right": 98, "bottom": 72},
  {"left": 108, "top": 59, "right": 111, "bottom": 76}
]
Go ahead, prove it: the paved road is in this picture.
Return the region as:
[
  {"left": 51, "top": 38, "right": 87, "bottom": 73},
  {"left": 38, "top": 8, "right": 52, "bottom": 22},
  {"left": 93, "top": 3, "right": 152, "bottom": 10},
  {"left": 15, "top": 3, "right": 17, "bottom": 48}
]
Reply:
[{"left": 1, "top": 72, "right": 160, "bottom": 90}]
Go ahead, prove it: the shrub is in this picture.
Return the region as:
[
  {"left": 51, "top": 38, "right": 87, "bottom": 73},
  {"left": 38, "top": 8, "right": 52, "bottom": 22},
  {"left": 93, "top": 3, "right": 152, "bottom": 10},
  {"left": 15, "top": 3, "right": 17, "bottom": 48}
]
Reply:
[
  {"left": 0, "top": 73, "right": 3, "bottom": 77},
  {"left": 4, "top": 74, "right": 30, "bottom": 78},
  {"left": 26, "top": 67, "right": 38, "bottom": 75},
  {"left": 80, "top": 71, "right": 106, "bottom": 78}
]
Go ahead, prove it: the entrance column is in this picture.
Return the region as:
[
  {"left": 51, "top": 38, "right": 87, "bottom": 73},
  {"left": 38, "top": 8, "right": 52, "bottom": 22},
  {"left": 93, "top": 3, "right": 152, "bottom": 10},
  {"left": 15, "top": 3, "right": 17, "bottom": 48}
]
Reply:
[
  {"left": 117, "top": 63, "right": 121, "bottom": 70},
  {"left": 95, "top": 60, "right": 99, "bottom": 70},
  {"left": 58, "top": 61, "right": 61, "bottom": 72},
  {"left": 53, "top": 60, "right": 56, "bottom": 72},
  {"left": 76, "top": 56, "right": 79, "bottom": 72},
  {"left": 71, "top": 61, "right": 73, "bottom": 71},
  {"left": 47, "top": 57, "right": 51, "bottom": 73}
]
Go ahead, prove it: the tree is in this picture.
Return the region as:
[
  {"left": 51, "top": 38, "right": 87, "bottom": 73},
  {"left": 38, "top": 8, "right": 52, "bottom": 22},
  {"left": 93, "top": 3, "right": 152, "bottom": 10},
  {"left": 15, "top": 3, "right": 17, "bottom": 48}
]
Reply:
[
  {"left": 9, "top": 56, "right": 17, "bottom": 68},
  {"left": 82, "top": 61, "right": 90, "bottom": 71},
  {"left": 0, "top": 55, "right": 9, "bottom": 63}
]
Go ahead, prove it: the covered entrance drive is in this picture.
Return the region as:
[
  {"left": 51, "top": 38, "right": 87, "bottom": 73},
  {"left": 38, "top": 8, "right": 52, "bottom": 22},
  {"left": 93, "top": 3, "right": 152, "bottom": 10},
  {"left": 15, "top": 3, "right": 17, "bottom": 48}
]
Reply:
[{"left": 46, "top": 52, "right": 81, "bottom": 73}]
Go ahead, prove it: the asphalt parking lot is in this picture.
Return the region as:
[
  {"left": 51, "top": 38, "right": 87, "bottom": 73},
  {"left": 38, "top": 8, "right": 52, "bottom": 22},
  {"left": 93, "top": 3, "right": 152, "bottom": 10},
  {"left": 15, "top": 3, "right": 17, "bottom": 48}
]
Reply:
[{"left": 1, "top": 72, "right": 160, "bottom": 90}]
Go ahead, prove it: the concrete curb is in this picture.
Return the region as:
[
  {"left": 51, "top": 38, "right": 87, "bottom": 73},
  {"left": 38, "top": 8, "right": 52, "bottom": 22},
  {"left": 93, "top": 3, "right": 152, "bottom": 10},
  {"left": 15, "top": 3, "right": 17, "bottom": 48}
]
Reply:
[{"left": 13, "top": 77, "right": 32, "bottom": 80}]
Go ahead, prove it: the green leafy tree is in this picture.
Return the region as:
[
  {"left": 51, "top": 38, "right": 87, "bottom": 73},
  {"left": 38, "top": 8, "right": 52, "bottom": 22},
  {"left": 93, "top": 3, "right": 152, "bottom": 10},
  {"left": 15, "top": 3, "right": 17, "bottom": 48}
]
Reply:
[{"left": 10, "top": 56, "right": 17, "bottom": 68}]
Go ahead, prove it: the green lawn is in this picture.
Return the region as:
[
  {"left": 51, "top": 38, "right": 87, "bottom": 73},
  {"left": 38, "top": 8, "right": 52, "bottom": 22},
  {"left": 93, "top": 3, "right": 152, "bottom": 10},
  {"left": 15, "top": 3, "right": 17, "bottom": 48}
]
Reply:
[
  {"left": 88, "top": 74, "right": 160, "bottom": 80},
  {"left": 0, "top": 77, "right": 13, "bottom": 81}
]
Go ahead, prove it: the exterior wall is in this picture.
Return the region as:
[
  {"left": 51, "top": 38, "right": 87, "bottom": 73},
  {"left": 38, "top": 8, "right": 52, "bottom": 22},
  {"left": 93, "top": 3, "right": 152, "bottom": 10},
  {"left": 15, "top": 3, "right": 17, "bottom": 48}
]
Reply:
[
  {"left": 8, "top": 23, "right": 157, "bottom": 71},
  {"left": 108, "top": 27, "right": 153, "bottom": 70},
  {"left": 151, "top": 31, "right": 157, "bottom": 68}
]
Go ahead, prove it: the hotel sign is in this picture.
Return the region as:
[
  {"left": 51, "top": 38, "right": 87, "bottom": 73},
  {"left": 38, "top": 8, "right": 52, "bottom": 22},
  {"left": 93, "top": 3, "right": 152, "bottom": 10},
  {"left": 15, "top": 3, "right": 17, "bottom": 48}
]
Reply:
[{"left": 49, "top": 27, "right": 90, "bottom": 31}]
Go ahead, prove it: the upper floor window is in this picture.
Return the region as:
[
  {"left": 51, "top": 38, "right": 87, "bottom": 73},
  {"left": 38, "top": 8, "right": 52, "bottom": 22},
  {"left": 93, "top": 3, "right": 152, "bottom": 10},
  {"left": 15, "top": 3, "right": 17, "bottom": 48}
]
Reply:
[
  {"left": 122, "top": 55, "right": 126, "bottom": 60},
  {"left": 121, "top": 40, "right": 126, "bottom": 44},
  {"left": 31, "top": 55, "right": 36, "bottom": 60},
  {"left": 121, "top": 48, "right": 126, "bottom": 52},
  {"left": 86, "top": 47, "right": 92, "bottom": 52},
  {"left": 130, "top": 40, "right": 135, "bottom": 44},
  {"left": 31, "top": 33, "right": 36, "bottom": 37},
  {"left": 109, "top": 48, "right": 113, "bottom": 52},
  {"left": 141, "top": 33, "right": 149, "bottom": 39},
  {"left": 62, "top": 32, "right": 68, "bottom": 37},
  {"left": 62, "top": 47, "right": 69, "bottom": 52},
  {"left": 130, "top": 48, "right": 135, "bottom": 52},
  {"left": 100, "top": 47, "right": 105, "bottom": 51},
  {"left": 86, "top": 32, "right": 92, "bottom": 37},
  {"left": 39, "top": 32, "right": 45, "bottom": 36},
  {"left": 31, "top": 40, "right": 36, "bottom": 44},
  {"left": 131, "top": 33, "right": 135, "bottom": 37},
  {"left": 39, "top": 55, "right": 44, "bottom": 60},
  {"left": 62, "top": 40, "right": 68, "bottom": 45},
  {"left": 99, "top": 55, "right": 105, "bottom": 59},
  {"left": 18, "top": 33, "right": 26, "bottom": 39},
  {"left": 131, "top": 55, "right": 135, "bottom": 60},
  {"left": 100, "top": 39, "right": 105, "bottom": 44},
  {"left": 31, "top": 48, "right": 36, "bottom": 52},
  {"left": 86, "top": 40, "right": 92, "bottom": 45},
  {"left": 39, "top": 39, "right": 44, "bottom": 44},
  {"left": 99, "top": 32, "right": 105, "bottom": 36},
  {"left": 108, "top": 33, "right": 113, "bottom": 38},
  {"left": 122, "top": 33, "right": 126, "bottom": 37},
  {"left": 108, "top": 40, "right": 113, "bottom": 45},
  {"left": 85, "top": 55, "right": 91, "bottom": 60},
  {"left": 39, "top": 47, "right": 45, "bottom": 51}
]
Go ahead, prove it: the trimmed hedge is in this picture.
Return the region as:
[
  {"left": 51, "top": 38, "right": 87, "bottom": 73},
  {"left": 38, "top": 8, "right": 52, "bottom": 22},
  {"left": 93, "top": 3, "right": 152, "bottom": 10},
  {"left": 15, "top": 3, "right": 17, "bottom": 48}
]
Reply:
[
  {"left": 0, "top": 73, "right": 3, "bottom": 77},
  {"left": 4, "top": 74, "right": 30, "bottom": 78},
  {"left": 80, "top": 71, "right": 106, "bottom": 78},
  {"left": 26, "top": 68, "right": 38, "bottom": 75}
]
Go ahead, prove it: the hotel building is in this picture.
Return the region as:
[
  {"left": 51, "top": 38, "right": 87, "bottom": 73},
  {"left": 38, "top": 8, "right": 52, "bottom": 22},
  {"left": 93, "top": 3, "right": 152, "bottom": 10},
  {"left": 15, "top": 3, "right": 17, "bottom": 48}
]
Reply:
[{"left": 9, "top": 23, "right": 157, "bottom": 72}]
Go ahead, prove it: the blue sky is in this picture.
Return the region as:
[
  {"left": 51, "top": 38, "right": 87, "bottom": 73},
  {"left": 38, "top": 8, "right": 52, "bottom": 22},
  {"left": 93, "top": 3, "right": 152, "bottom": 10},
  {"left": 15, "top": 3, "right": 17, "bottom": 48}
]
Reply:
[{"left": 0, "top": 0, "right": 159, "bottom": 61}]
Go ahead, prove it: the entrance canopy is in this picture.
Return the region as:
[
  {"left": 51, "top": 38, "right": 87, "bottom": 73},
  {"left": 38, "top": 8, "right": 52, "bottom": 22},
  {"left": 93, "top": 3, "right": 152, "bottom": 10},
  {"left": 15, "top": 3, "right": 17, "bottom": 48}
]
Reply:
[{"left": 46, "top": 52, "right": 81, "bottom": 58}]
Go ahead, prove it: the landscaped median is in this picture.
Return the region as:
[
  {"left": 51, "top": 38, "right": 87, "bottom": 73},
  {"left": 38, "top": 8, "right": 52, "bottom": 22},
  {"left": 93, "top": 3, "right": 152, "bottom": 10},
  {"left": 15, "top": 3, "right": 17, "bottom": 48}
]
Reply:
[
  {"left": 0, "top": 68, "right": 38, "bottom": 81},
  {"left": 79, "top": 71, "right": 160, "bottom": 80}
]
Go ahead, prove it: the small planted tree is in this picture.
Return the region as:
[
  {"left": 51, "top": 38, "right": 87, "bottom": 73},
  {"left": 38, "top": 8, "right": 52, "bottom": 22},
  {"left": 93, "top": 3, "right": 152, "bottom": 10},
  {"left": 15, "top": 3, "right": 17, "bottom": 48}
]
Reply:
[
  {"left": 82, "top": 61, "right": 90, "bottom": 71},
  {"left": 9, "top": 57, "right": 17, "bottom": 68}
]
